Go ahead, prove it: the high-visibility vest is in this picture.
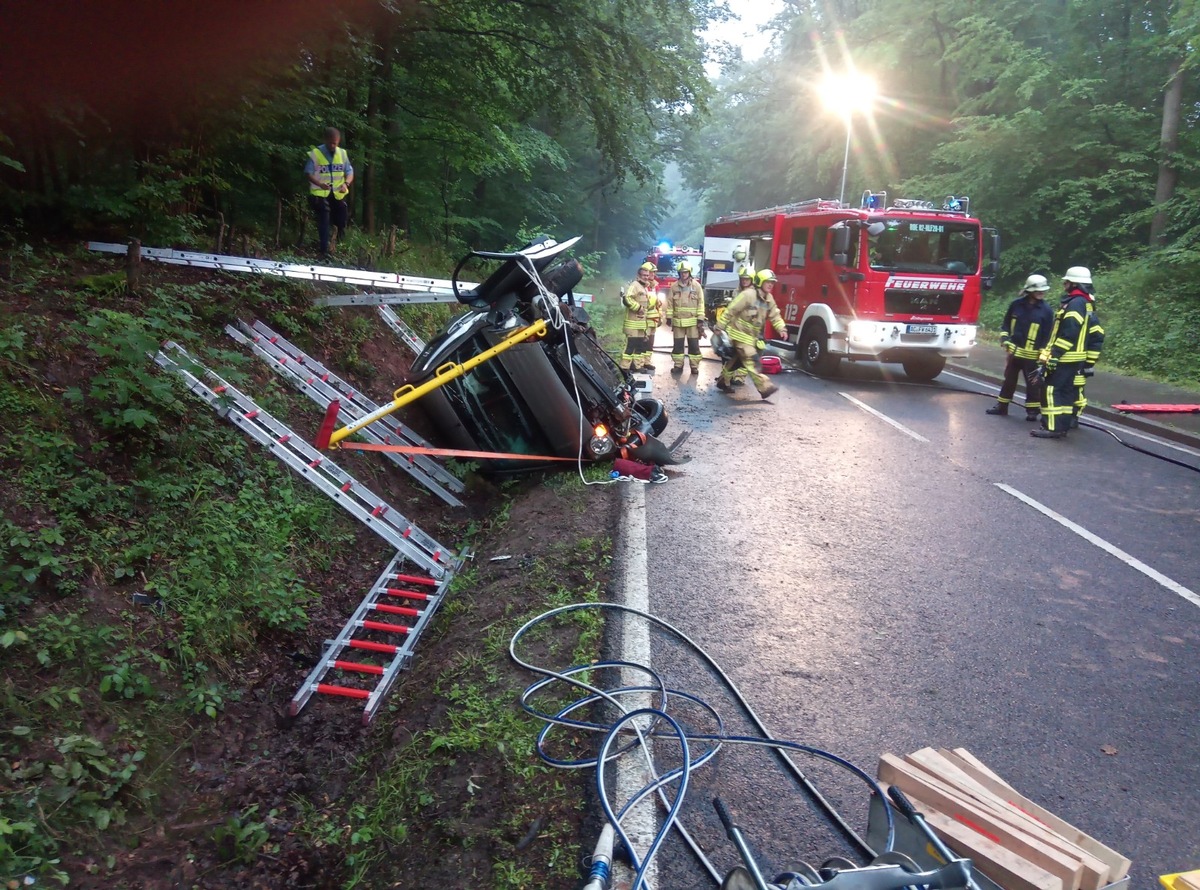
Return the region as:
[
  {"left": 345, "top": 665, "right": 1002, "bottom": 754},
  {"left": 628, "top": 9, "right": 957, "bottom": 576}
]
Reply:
[{"left": 309, "top": 146, "right": 349, "bottom": 199}]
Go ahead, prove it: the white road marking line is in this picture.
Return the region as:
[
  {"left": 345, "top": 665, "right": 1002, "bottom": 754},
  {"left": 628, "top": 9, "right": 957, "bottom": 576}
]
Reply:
[
  {"left": 616, "top": 483, "right": 657, "bottom": 886},
  {"left": 995, "top": 482, "right": 1200, "bottom": 609},
  {"left": 839, "top": 392, "right": 930, "bottom": 442},
  {"left": 941, "top": 370, "right": 1200, "bottom": 459}
]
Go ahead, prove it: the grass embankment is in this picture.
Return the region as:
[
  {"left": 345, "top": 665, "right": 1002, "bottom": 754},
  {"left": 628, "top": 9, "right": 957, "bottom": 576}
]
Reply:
[{"left": 1, "top": 243, "right": 617, "bottom": 888}]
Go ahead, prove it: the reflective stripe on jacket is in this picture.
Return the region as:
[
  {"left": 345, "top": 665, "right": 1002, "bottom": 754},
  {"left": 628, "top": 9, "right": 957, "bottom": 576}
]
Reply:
[
  {"left": 1000, "top": 295, "right": 1055, "bottom": 359},
  {"left": 309, "top": 146, "right": 350, "bottom": 199},
  {"left": 623, "top": 280, "right": 651, "bottom": 335},
  {"left": 723, "top": 286, "right": 786, "bottom": 346}
]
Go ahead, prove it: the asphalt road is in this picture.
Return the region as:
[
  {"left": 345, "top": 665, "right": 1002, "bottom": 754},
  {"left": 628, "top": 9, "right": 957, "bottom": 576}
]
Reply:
[{"left": 620, "top": 342, "right": 1200, "bottom": 889}]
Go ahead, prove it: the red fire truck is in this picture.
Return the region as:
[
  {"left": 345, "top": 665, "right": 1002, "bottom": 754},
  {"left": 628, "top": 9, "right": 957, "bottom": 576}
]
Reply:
[
  {"left": 644, "top": 242, "right": 704, "bottom": 302},
  {"left": 702, "top": 191, "right": 1001, "bottom": 380}
]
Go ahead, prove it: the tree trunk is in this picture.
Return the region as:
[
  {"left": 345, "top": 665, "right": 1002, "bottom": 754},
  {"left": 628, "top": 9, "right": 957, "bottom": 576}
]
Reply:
[{"left": 1149, "top": 55, "right": 1183, "bottom": 246}]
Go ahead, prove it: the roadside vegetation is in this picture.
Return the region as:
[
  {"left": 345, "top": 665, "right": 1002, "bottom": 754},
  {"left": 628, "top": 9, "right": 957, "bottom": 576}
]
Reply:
[{"left": 0, "top": 243, "right": 616, "bottom": 888}]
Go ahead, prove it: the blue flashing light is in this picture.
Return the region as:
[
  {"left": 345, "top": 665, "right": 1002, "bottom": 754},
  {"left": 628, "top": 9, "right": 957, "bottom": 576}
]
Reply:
[{"left": 657, "top": 241, "right": 672, "bottom": 252}]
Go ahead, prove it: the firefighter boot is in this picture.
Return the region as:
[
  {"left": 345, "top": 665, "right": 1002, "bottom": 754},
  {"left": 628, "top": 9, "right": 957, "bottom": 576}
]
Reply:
[
  {"left": 1025, "top": 409, "right": 1041, "bottom": 422},
  {"left": 671, "top": 365, "right": 684, "bottom": 375},
  {"left": 716, "top": 376, "right": 734, "bottom": 393},
  {"left": 759, "top": 383, "right": 780, "bottom": 401},
  {"left": 1030, "top": 423, "right": 1066, "bottom": 439},
  {"left": 985, "top": 404, "right": 1007, "bottom": 416}
]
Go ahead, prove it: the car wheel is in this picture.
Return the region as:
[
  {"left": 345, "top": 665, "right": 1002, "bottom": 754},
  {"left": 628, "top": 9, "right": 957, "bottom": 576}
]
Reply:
[
  {"left": 633, "top": 398, "right": 668, "bottom": 436},
  {"left": 901, "top": 354, "right": 947, "bottom": 381},
  {"left": 797, "top": 321, "right": 840, "bottom": 376}
]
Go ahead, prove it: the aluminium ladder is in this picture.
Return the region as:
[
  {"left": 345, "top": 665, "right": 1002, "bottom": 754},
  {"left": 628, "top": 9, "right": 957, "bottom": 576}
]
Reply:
[
  {"left": 87, "top": 242, "right": 591, "bottom": 304},
  {"left": 288, "top": 551, "right": 455, "bottom": 724},
  {"left": 376, "top": 305, "right": 427, "bottom": 354},
  {"left": 154, "top": 342, "right": 465, "bottom": 721},
  {"left": 224, "top": 319, "right": 463, "bottom": 507}
]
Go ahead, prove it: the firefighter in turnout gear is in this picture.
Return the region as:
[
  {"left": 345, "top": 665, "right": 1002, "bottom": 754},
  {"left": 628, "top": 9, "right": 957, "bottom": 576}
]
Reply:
[
  {"left": 1032, "top": 266, "right": 1099, "bottom": 438},
  {"left": 666, "top": 262, "right": 706, "bottom": 375},
  {"left": 620, "top": 263, "right": 655, "bottom": 372},
  {"left": 728, "top": 266, "right": 754, "bottom": 386},
  {"left": 714, "top": 268, "right": 786, "bottom": 400},
  {"left": 986, "top": 274, "right": 1055, "bottom": 420},
  {"left": 1073, "top": 303, "right": 1105, "bottom": 424},
  {"left": 642, "top": 278, "right": 663, "bottom": 371}
]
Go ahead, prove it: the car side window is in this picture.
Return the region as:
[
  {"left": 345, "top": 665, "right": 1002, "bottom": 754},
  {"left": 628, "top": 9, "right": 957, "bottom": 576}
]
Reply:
[{"left": 811, "top": 226, "right": 828, "bottom": 262}]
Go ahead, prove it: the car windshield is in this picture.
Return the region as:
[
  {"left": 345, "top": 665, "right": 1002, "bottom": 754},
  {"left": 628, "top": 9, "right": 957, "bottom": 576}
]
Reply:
[{"left": 868, "top": 220, "right": 980, "bottom": 274}]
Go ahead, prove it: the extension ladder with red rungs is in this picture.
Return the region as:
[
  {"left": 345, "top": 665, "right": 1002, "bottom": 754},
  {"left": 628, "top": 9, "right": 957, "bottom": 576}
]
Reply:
[{"left": 290, "top": 553, "right": 459, "bottom": 724}]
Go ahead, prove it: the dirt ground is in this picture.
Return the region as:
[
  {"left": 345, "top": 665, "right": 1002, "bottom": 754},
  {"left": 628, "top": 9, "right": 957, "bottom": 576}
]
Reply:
[{"left": 2, "top": 259, "right": 618, "bottom": 889}]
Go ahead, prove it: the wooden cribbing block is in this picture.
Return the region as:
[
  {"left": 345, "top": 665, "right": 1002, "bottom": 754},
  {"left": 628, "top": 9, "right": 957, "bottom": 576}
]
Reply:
[
  {"left": 944, "top": 748, "right": 1132, "bottom": 882},
  {"left": 920, "top": 802, "right": 1065, "bottom": 890},
  {"left": 879, "top": 755, "right": 1085, "bottom": 890},
  {"left": 903, "top": 749, "right": 1109, "bottom": 890},
  {"left": 1174, "top": 872, "right": 1200, "bottom": 890}
]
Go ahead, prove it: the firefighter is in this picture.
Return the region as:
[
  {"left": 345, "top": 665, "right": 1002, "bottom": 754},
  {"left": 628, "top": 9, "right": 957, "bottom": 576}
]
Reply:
[
  {"left": 642, "top": 273, "right": 663, "bottom": 371},
  {"left": 985, "top": 274, "right": 1054, "bottom": 420},
  {"left": 666, "top": 262, "right": 706, "bottom": 375},
  {"left": 620, "top": 262, "right": 655, "bottom": 372},
  {"left": 714, "top": 268, "right": 785, "bottom": 400},
  {"left": 1032, "top": 266, "right": 1098, "bottom": 439},
  {"left": 1073, "top": 302, "right": 1105, "bottom": 425},
  {"left": 727, "top": 266, "right": 755, "bottom": 386}
]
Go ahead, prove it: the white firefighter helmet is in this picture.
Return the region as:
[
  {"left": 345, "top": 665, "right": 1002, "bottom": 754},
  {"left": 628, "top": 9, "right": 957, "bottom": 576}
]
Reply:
[
  {"left": 1063, "top": 265, "right": 1092, "bottom": 285},
  {"left": 1022, "top": 274, "right": 1050, "bottom": 292},
  {"left": 711, "top": 329, "right": 734, "bottom": 360}
]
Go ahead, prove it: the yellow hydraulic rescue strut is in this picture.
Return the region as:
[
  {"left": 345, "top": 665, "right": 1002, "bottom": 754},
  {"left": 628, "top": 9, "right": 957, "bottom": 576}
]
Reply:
[{"left": 315, "top": 318, "right": 548, "bottom": 450}]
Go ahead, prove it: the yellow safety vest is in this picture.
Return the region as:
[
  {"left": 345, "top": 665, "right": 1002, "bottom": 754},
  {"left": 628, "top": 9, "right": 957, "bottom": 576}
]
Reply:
[{"left": 309, "top": 146, "right": 349, "bottom": 199}]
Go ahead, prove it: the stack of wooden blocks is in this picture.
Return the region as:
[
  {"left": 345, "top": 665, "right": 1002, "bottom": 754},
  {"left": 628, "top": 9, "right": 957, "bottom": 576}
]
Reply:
[{"left": 877, "top": 747, "right": 1132, "bottom": 890}]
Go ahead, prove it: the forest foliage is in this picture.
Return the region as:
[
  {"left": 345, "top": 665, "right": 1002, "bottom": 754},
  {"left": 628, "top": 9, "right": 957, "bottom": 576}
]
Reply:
[{"left": 2, "top": 0, "right": 1199, "bottom": 381}]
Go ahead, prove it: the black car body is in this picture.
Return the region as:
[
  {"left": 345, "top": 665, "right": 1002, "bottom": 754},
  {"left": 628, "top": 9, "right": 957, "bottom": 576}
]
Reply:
[{"left": 410, "top": 237, "right": 671, "bottom": 472}]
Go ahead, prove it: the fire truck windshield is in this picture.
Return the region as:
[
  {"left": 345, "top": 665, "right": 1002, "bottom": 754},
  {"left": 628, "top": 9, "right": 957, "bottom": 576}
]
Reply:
[
  {"left": 867, "top": 220, "right": 979, "bottom": 275},
  {"left": 654, "top": 256, "right": 678, "bottom": 275}
]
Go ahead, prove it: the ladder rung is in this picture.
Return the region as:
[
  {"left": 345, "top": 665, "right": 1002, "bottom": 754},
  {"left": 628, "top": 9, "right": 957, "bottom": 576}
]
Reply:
[
  {"left": 361, "top": 619, "right": 412, "bottom": 634},
  {"left": 333, "top": 660, "right": 386, "bottom": 675},
  {"left": 392, "top": 574, "right": 438, "bottom": 586},
  {"left": 348, "top": 639, "right": 399, "bottom": 654},
  {"left": 374, "top": 603, "right": 420, "bottom": 618},
  {"left": 317, "top": 683, "right": 372, "bottom": 700},
  {"left": 379, "top": 588, "right": 432, "bottom": 601}
]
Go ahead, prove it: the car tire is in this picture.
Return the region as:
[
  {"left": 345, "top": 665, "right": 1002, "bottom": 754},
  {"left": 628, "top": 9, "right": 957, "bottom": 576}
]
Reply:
[
  {"left": 798, "top": 321, "right": 840, "bottom": 376},
  {"left": 633, "top": 398, "right": 668, "bottom": 436},
  {"left": 901, "top": 354, "right": 947, "bottom": 381}
]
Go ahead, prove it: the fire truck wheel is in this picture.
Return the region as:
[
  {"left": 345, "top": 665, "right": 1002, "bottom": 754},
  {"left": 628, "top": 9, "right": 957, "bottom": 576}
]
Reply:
[
  {"left": 901, "top": 354, "right": 947, "bottom": 381},
  {"left": 798, "top": 321, "right": 840, "bottom": 376}
]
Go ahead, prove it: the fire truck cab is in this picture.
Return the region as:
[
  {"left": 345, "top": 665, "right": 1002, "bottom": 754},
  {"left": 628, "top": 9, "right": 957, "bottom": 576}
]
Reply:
[{"left": 702, "top": 192, "right": 1001, "bottom": 380}]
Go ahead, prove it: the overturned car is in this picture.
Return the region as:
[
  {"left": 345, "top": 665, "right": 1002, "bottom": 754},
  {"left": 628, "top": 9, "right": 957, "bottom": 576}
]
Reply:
[{"left": 409, "top": 236, "right": 676, "bottom": 472}]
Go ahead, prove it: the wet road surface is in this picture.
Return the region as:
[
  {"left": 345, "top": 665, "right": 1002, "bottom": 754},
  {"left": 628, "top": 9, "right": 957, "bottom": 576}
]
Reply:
[{"left": 625, "top": 338, "right": 1200, "bottom": 888}]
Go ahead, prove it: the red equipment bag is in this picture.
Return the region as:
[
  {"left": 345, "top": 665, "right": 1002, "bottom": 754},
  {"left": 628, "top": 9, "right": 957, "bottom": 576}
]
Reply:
[
  {"left": 612, "top": 458, "right": 654, "bottom": 480},
  {"left": 760, "top": 355, "right": 782, "bottom": 375}
]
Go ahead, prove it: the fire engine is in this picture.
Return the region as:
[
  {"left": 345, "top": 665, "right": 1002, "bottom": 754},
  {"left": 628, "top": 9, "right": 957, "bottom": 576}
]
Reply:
[
  {"left": 644, "top": 242, "right": 703, "bottom": 301},
  {"left": 702, "top": 191, "right": 1001, "bottom": 380}
]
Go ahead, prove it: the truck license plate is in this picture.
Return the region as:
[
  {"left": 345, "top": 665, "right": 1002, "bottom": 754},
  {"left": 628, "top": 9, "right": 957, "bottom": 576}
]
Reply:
[{"left": 906, "top": 323, "right": 936, "bottom": 335}]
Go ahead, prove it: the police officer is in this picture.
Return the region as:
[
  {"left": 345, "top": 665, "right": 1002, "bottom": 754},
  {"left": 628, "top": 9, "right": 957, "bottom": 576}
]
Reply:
[
  {"left": 305, "top": 127, "right": 354, "bottom": 258},
  {"left": 1032, "top": 266, "right": 1098, "bottom": 439},
  {"left": 714, "top": 269, "right": 785, "bottom": 401},
  {"left": 985, "top": 274, "right": 1054, "bottom": 420},
  {"left": 666, "top": 262, "right": 706, "bottom": 375},
  {"left": 620, "top": 262, "right": 655, "bottom": 372}
]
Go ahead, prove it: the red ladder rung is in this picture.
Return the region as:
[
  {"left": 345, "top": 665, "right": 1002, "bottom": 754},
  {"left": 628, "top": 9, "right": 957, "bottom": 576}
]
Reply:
[
  {"left": 348, "top": 639, "right": 399, "bottom": 654},
  {"left": 316, "top": 683, "right": 371, "bottom": 700},
  {"left": 361, "top": 619, "right": 412, "bottom": 634},
  {"left": 380, "top": 588, "right": 431, "bottom": 601},
  {"left": 374, "top": 603, "right": 420, "bottom": 618},
  {"left": 333, "top": 660, "right": 385, "bottom": 675},
  {"left": 393, "top": 574, "right": 438, "bottom": 586}
]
